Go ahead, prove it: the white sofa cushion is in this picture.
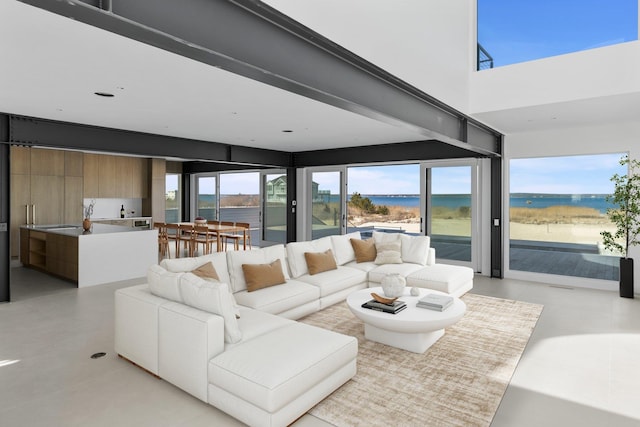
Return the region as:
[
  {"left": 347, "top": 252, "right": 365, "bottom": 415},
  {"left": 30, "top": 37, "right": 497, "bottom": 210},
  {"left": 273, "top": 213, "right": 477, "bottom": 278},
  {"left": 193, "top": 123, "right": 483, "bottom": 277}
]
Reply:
[
  {"left": 227, "top": 245, "right": 290, "bottom": 292},
  {"left": 406, "top": 264, "right": 474, "bottom": 295},
  {"left": 399, "top": 234, "right": 431, "bottom": 265},
  {"left": 226, "top": 307, "right": 294, "bottom": 350},
  {"left": 179, "top": 273, "right": 242, "bottom": 344},
  {"left": 368, "top": 263, "right": 425, "bottom": 284},
  {"left": 343, "top": 260, "right": 378, "bottom": 273},
  {"left": 147, "top": 264, "right": 184, "bottom": 302},
  {"left": 233, "top": 279, "right": 319, "bottom": 315},
  {"left": 372, "top": 231, "right": 401, "bottom": 244},
  {"left": 372, "top": 231, "right": 431, "bottom": 265},
  {"left": 161, "top": 251, "right": 231, "bottom": 285},
  {"left": 286, "top": 237, "right": 333, "bottom": 278},
  {"left": 209, "top": 322, "right": 357, "bottom": 413},
  {"left": 158, "top": 301, "right": 225, "bottom": 402},
  {"left": 296, "top": 266, "right": 367, "bottom": 298},
  {"left": 330, "top": 231, "right": 361, "bottom": 265},
  {"left": 115, "top": 284, "right": 170, "bottom": 375}
]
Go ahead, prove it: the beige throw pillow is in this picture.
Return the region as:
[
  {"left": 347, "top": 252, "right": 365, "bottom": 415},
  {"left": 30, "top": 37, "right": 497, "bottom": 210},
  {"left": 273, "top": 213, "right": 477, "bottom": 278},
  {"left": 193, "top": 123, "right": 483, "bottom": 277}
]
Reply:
[
  {"left": 374, "top": 240, "right": 403, "bottom": 265},
  {"left": 242, "top": 259, "right": 286, "bottom": 292},
  {"left": 350, "top": 238, "right": 377, "bottom": 263},
  {"left": 304, "top": 249, "right": 338, "bottom": 275},
  {"left": 191, "top": 262, "right": 220, "bottom": 281}
]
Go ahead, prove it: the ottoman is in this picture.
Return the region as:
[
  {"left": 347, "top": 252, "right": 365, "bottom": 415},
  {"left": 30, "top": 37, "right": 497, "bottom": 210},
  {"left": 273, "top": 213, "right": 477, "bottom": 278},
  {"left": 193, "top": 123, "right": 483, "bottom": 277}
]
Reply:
[
  {"left": 208, "top": 322, "right": 357, "bottom": 427},
  {"left": 406, "top": 263, "right": 474, "bottom": 297}
]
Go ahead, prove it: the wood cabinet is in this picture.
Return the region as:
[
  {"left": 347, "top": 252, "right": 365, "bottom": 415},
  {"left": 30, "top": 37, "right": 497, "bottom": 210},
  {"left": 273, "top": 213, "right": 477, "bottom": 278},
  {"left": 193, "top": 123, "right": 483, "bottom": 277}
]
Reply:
[
  {"left": 83, "top": 153, "right": 100, "bottom": 198},
  {"left": 19, "top": 228, "right": 78, "bottom": 282},
  {"left": 83, "top": 154, "right": 148, "bottom": 198},
  {"left": 10, "top": 147, "right": 65, "bottom": 257},
  {"left": 11, "top": 147, "right": 151, "bottom": 257},
  {"left": 131, "top": 157, "right": 149, "bottom": 198},
  {"left": 30, "top": 175, "right": 65, "bottom": 225},
  {"left": 64, "top": 176, "right": 84, "bottom": 224},
  {"left": 46, "top": 232, "right": 78, "bottom": 281}
]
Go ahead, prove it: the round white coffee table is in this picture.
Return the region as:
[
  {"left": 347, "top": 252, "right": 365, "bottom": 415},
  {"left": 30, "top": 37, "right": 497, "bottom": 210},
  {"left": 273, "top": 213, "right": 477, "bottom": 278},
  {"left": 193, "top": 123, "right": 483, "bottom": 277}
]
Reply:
[{"left": 346, "top": 286, "right": 466, "bottom": 353}]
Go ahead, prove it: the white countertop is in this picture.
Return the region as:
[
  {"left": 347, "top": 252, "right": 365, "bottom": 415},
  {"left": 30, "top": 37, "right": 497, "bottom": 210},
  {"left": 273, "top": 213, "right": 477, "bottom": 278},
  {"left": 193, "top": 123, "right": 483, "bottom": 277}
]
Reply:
[
  {"left": 22, "top": 223, "right": 152, "bottom": 237},
  {"left": 91, "top": 216, "right": 152, "bottom": 221}
]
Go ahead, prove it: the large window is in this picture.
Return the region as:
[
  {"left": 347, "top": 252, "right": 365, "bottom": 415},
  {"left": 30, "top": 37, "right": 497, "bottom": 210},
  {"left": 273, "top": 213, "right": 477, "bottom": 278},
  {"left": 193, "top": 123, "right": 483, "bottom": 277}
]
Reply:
[
  {"left": 165, "top": 174, "right": 181, "bottom": 222},
  {"left": 429, "top": 166, "right": 472, "bottom": 262},
  {"left": 219, "top": 173, "right": 260, "bottom": 247},
  {"left": 509, "top": 153, "right": 626, "bottom": 280},
  {"left": 477, "top": 0, "right": 638, "bottom": 69},
  {"left": 196, "top": 176, "right": 217, "bottom": 220},
  {"left": 346, "top": 164, "right": 420, "bottom": 237},
  {"left": 311, "top": 171, "right": 343, "bottom": 239}
]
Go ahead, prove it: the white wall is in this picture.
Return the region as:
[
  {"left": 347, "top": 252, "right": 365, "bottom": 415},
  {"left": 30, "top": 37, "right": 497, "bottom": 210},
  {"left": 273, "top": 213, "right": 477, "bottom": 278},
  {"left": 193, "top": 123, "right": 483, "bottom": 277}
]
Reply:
[
  {"left": 471, "top": 41, "right": 640, "bottom": 113},
  {"left": 263, "top": 0, "right": 474, "bottom": 112}
]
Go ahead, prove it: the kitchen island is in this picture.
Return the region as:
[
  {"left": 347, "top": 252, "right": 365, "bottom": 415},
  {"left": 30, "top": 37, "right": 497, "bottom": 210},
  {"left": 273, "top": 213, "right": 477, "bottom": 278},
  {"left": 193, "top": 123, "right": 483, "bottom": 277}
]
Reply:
[{"left": 20, "top": 223, "right": 157, "bottom": 287}]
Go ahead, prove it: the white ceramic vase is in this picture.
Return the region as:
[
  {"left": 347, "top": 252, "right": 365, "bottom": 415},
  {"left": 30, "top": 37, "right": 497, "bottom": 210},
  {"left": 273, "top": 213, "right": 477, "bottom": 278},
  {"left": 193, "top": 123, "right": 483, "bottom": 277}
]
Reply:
[{"left": 380, "top": 273, "right": 406, "bottom": 298}]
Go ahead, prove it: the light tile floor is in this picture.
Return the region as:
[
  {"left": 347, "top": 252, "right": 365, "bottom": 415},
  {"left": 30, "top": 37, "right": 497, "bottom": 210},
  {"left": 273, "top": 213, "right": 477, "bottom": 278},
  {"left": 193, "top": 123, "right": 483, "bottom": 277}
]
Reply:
[{"left": 1, "top": 265, "right": 639, "bottom": 426}]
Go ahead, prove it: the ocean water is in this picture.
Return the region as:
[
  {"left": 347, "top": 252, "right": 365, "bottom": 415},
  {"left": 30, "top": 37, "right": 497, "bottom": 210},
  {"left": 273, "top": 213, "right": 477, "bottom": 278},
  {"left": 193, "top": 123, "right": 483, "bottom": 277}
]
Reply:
[{"left": 198, "top": 193, "right": 615, "bottom": 214}]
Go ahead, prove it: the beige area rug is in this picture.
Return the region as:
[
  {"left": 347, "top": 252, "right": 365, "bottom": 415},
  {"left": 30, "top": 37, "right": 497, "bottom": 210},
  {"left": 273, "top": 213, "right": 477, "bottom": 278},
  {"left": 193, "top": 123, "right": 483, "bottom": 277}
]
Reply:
[{"left": 300, "top": 294, "right": 543, "bottom": 427}]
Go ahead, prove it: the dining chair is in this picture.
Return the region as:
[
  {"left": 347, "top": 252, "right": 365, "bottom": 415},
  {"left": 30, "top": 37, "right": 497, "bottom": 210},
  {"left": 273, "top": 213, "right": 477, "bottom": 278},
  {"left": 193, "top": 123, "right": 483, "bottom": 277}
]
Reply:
[
  {"left": 177, "top": 224, "right": 195, "bottom": 257},
  {"left": 221, "top": 222, "right": 251, "bottom": 251},
  {"left": 193, "top": 223, "right": 217, "bottom": 255},
  {"left": 154, "top": 222, "right": 169, "bottom": 258},
  {"left": 164, "top": 223, "right": 180, "bottom": 258}
]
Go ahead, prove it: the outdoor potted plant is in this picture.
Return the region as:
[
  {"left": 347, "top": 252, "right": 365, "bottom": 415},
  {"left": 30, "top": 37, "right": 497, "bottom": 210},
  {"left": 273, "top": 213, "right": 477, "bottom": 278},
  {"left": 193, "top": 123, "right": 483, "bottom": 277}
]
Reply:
[{"left": 600, "top": 155, "right": 640, "bottom": 298}]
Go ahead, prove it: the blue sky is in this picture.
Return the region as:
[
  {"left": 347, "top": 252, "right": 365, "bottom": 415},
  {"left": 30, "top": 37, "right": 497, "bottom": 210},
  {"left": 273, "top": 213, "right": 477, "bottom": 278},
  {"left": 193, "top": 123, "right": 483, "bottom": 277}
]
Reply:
[
  {"left": 478, "top": 0, "right": 638, "bottom": 67},
  {"left": 510, "top": 153, "right": 626, "bottom": 194},
  {"left": 172, "top": 153, "right": 625, "bottom": 196},
  {"left": 313, "top": 165, "right": 472, "bottom": 195}
]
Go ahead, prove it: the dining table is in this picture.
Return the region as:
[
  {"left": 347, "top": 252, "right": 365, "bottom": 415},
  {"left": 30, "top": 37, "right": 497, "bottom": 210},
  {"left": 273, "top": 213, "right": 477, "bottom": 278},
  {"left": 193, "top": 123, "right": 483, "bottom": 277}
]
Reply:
[{"left": 171, "top": 222, "right": 247, "bottom": 253}]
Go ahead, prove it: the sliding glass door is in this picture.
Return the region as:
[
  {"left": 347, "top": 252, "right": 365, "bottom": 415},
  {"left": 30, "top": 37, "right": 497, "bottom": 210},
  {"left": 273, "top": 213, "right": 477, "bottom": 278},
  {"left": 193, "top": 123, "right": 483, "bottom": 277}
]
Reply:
[
  {"left": 422, "top": 161, "right": 478, "bottom": 268},
  {"left": 309, "top": 168, "right": 345, "bottom": 239},
  {"left": 261, "top": 170, "right": 288, "bottom": 245},
  {"left": 196, "top": 175, "right": 217, "bottom": 220}
]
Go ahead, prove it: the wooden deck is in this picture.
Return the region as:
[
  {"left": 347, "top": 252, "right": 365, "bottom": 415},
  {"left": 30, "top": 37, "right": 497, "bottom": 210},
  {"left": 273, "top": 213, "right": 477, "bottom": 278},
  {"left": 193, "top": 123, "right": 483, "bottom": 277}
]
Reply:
[{"left": 433, "top": 237, "right": 619, "bottom": 281}]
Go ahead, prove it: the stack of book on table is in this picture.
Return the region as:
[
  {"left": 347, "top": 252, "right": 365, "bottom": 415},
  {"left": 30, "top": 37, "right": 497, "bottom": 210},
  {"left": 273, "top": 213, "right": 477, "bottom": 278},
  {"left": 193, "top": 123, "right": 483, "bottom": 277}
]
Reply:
[
  {"left": 362, "top": 299, "right": 407, "bottom": 314},
  {"left": 417, "top": 293, "right": 453, "bottom": 311}
]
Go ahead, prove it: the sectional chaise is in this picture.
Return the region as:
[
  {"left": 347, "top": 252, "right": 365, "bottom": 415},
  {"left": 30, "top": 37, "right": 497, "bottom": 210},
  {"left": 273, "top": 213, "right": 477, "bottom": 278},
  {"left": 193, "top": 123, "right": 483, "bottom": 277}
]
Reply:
[{"left": 114, "top": 231, "right": 473, "bottom": 426}]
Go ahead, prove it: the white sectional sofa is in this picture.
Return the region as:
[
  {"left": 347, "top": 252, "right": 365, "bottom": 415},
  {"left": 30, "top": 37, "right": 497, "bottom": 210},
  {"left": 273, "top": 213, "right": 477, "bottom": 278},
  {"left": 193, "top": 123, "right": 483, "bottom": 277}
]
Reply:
[{"left": 114, "top": 231, "right": 473, "bottom": 427}]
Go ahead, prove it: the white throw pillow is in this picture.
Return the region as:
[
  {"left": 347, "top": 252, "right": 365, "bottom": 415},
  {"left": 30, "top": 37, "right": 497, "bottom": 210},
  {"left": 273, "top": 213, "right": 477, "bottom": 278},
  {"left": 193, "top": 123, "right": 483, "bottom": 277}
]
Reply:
[
  {"left": 227, "top": 244, "right": 290, "bottom": 292},
  {"left": 330, "top": 231, "right": 361, "bottom": 265},
  {"left": 179, "top": 273, "right": 242, "bottom": 344},
  {"left": 372, "top": 231, "right": 402, "bottom": 245},
  {"left": 161, "top": 251, "right": 231, "bottom": 284},
  {"left": 399, "top": 234, "right": 431, "bottom": 265},
  {"left": 286, "top": 237, "right": 333, "bottom": 278},
  {"left": 374, "top": 240, "right": 403, "bottom": 265},
  {"left": 147, "top": 264, "right": 184, "bottom": 302}
]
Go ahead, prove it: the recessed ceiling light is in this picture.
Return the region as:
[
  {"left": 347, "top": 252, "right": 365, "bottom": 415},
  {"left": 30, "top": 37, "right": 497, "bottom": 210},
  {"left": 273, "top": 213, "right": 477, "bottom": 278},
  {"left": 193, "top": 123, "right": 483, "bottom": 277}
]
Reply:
[
  {"left": 94, "top": 92, "right": 114, "bottom": 97},
  {"left": 282, "top": 130, "right": 293, "bottom": 133}
]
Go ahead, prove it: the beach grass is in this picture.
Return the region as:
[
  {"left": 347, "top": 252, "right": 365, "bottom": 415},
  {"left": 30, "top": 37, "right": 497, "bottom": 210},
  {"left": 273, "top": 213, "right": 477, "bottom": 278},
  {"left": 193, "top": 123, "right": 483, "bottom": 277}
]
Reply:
[{"left": 510, "top": 205, "right": 607, "bottom": 224}]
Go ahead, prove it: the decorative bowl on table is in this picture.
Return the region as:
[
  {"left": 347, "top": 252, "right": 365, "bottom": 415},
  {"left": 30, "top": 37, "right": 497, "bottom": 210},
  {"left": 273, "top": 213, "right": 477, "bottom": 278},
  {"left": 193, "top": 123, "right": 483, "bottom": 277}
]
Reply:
[
  {"left": 194, "top": 217, "right": 207, "bottom": 225},
  {"left": 380, "top": 273, "right": 406, "bottom": 298}
]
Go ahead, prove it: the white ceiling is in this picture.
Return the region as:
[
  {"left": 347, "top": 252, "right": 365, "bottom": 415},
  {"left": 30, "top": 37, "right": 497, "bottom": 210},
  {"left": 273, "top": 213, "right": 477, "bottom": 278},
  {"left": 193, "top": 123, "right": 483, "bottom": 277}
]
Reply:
[
  {"left": 4, "top": 1, "right": 635, "bottom": 156},
  {"left": 473, "top": 92, "right": 640, "bottom": 135},
  {"left": 0, "top": 0, "right": 428, "bottom": 153}
]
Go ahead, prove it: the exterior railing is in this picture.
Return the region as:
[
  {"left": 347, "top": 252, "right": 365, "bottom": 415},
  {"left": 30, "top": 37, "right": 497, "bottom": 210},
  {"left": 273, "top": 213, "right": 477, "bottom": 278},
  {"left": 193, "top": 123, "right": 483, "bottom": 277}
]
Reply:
[{"left": 477, "top": 43, "right": 494, "bottom": 70}]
